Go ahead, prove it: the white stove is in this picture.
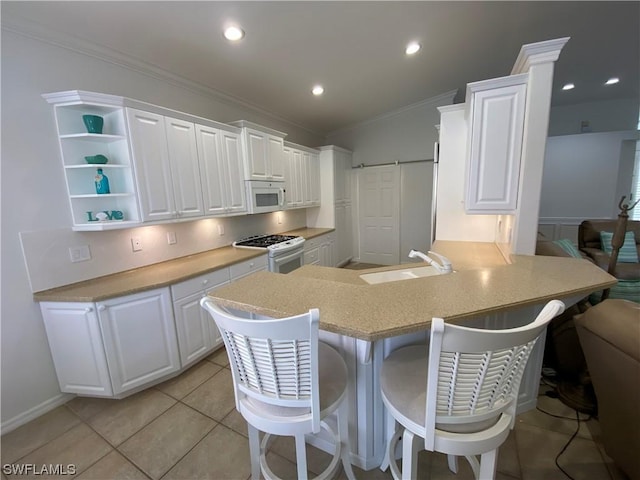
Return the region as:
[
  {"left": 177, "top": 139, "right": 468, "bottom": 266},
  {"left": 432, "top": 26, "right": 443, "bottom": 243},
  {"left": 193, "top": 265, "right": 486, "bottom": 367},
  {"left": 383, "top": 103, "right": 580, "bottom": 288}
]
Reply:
[{"left": 233, "top": 234, "right": 305, "bottom": 273}]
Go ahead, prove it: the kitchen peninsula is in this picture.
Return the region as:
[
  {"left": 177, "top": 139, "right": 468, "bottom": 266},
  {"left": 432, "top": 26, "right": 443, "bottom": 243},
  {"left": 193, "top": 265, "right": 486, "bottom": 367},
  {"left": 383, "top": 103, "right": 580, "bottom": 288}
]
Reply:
[{"left": 205, "top": 240, "right": 616, "bottom": 469}]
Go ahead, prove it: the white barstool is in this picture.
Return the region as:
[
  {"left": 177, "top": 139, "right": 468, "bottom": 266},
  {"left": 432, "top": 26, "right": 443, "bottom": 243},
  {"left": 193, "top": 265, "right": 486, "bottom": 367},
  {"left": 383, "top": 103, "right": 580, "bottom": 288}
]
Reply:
[
  {"left": 380, "top": 300, "right": 565, "bottom": 479},
  {"left": 201, "top": 298, "right": 356, "bottom": 480}
]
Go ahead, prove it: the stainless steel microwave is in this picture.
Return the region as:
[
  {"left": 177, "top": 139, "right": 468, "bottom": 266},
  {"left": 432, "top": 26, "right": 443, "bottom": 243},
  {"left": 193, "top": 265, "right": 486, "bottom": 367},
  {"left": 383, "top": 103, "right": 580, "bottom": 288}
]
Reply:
[{"left": 245, "top": 180, "right": 285, "bottom": 214}]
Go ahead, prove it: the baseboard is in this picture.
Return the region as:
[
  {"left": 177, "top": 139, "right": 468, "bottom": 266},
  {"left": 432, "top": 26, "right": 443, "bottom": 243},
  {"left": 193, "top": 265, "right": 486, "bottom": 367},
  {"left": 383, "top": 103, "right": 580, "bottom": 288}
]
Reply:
[{"left": 1, "top": 393, "right": 74, "bottom": 435}]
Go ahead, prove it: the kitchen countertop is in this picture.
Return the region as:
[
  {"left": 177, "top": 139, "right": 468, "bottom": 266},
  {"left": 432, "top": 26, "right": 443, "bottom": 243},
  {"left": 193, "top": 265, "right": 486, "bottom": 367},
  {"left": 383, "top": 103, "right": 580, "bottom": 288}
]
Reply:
[
  {"left": 33, "top": 227, "right": 334, "bottom": 302},
  {"left": 205, "top": 241, "right": 617, "bottom": 341}
]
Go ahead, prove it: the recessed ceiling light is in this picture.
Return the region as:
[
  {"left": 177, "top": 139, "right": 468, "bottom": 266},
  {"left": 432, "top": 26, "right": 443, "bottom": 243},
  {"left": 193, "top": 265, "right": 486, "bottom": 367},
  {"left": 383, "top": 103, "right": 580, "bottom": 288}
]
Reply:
[
  {"left": 312, "top": 85, "right": 324, "bottom": 96},
  {"left": 605, "top": 77, "right": 620, "bottom": 85},
  {"left": 562, "top": 83, "right": 575, "bottom": 91},
  {"left": 223, "top": 26, "right": 244, "bottom": 41},
  {"left": 405, "top": 42, "right": 421, "bottom": 55}
]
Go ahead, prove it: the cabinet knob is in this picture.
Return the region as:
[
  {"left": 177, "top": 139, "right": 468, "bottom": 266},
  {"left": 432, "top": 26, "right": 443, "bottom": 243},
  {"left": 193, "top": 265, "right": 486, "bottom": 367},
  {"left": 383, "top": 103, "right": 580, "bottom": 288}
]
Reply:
[
  {"left": 84, "top": 307, "right": 93, "bottom": 313},
  {"left": 97, "top": 305, "right": 106, "bottom": 312},
  {"left": 249, "top": 262, "right": 254, "bottom": 268},
  {"left": 202, "top": 279, "right": 209, "bottom": 285}
]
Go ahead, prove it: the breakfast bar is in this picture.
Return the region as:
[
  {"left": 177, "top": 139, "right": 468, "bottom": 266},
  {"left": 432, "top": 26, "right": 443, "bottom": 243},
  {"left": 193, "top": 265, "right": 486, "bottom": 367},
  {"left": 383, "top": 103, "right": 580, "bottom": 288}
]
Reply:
[{"left": 205, "top": 240, "right": 616, "bottom": 469}]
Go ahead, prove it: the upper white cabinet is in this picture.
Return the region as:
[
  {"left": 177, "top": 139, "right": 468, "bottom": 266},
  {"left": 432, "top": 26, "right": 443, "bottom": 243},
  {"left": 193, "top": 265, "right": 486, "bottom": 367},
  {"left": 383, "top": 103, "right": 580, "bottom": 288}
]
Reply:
[
  {"left": 230, "top": 121, "right": 287, "bottom": 181},
  {"left": 196, "top": 125, "right": 247, "bottom": 216},
  {"left": 283, "top": 142, "right": 321, "bottom": 209},
  {"left": 127, "top": 108, "right": 204, "bottom": 222},
  {"left": 464, "top": 74, "right": 527, "bottom": 214},
  {"left": 42, "top": 91, "right": 142, "bottom": 230}
]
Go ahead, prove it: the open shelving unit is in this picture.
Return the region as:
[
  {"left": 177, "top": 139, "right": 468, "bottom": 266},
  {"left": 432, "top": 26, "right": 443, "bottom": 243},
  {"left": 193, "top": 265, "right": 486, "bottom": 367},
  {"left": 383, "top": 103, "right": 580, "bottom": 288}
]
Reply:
[{"left": 43, "top": 91, "right": 142, "bottom": 230}]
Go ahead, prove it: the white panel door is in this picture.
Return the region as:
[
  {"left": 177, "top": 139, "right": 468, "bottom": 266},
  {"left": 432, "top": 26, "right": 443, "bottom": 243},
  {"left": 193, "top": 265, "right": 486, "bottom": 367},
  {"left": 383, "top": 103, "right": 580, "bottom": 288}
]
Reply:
[
  {"left": 268, "top": 135, "right": 285, "bottom": 180},
  {"left": 97, "top": 287, "right": 180, "bottom": 395},
  {"left": 126, "top": 108, "right": 175, "bottom": 221},
  {"left": 165, "top": 117, "right": 204, "bottom": 218},
  {"left": 173, "top": 291, "right": 214, "bottom": 368},
  {"left": 245, "top": 129, "right": 268, "bottom": 180},
  {"left": 221, "top": 131, "right": 247, "bottom": 214},
  {"left": 358, "top": 166, "right": 400, "bottom": 265},
  {"left": 40, "top": 302, "right": 113, "bottom": 396},
  {"left": 196, "top": 125, "right": 226, "bottom": 216}
]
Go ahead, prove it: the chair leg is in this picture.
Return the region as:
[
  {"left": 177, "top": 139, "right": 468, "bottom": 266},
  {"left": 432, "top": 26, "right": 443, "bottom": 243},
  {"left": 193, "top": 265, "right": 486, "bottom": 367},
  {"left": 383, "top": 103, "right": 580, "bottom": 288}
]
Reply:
[
  {"left": 401, "top": 429, "right": 419, "bottom": 480},
  {"left": 247, "top": 424, "right": 261, "bottom": 480},
  {"left": 447, "top": 454, "right": 459, "bottom": 474},
  {"left": 478, "top": 449, "right": 498, "bottom": 480},
  {"left": 338, "top": 401, "right": 357, "bottom": 480},
  {"left": 380, "top": 408, "right": 397, "bottom": 472},
  {"left": 294, "top": 433, "right": 309, "bottom": 480}
]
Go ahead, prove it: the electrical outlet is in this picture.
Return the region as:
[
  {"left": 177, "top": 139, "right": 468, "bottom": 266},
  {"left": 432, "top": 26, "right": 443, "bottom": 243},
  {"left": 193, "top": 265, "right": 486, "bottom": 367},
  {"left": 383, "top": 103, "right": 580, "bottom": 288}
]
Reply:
[
  {"left": 217, "top": 224, "right": 225, "bottom": 236},
  {"left": 131, "top": 237, "right": 143, "bottom": 252},
  {"left": 277, "top": 213, "right": 282, "bottom": 224},
  {"left": 167, "top": 232, "right": 177, "bottom": 245},
  {"left": 69, "top": 245, "right": 91, "bottom": 263}
]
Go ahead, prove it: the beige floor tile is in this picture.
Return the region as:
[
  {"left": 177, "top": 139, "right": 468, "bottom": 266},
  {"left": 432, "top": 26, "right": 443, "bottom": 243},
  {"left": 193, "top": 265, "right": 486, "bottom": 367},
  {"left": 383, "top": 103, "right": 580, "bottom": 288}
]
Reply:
[
  {"left": 517, "top": 393, "right": 593, "bottom": 440},
  {"left": 163, "top": 424, "right": 251, "bottom": 480},
  {"left": 6, "top": 423, "right": 112, "bottom": 479},
  {"left": 155, "top": 360, "right": 221, "bottom": 400},
  {"left": 181, "top": 369, "right": 236, "bottom": 421},
  {"left": 497, "top": 430, "right": 522, "bottom": 479},
  {"left": 428, "top": 452, "right": 475, "bottom": 480},
  {"left": 338, "top": 464, "right": 392, "bottom": 480},
  {"left": 206, "top": 348, "right": 229, "bottom": 367},
  {"left": 0, "top": 406, "right": 81, "bottom": 463},
  {"left": 515, "top": 422, "right": 611, "bottom": 480},
  {"left": 220, "top": 409, "right": 248, "bottom": 437},
  {"left": 264, "top": 450, "right": 311, "bottom": 479},
  {"left": 87, "top": 389, "right": 175, "bottom": 446},
  {"left": 118, "top": 403, "right": 215, "bottom": 480},
  {"left": 75, "top": 450, "right": 148, "bottom": 480},
  {"left": 268, "top": 435, "right": 334, "bottom": 476},
  {"left": 65, "top": 397, "right": 116, "bottom": 421}
]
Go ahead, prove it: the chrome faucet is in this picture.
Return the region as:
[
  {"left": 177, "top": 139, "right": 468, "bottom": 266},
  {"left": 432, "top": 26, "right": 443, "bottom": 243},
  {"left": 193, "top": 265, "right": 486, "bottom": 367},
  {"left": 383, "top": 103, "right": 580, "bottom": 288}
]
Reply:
[{"left": 408, "top": 249, "right": 453, "bottom": 273}]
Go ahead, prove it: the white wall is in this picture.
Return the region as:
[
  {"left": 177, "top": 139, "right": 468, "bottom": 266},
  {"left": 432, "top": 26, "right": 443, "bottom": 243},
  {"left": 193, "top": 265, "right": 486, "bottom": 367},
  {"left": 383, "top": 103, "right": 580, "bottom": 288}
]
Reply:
[
  {"left": 326, "top": 90, "right": 456, "bottom": 167},
  {"left": 548, "top": 98, "right": 639, "bottom": 137},
  {"left": 539, "top": 131, "right": 639, "bottom": 238},
  {"left": 0, "top": 30, "right": 323, "bottom": 430}
]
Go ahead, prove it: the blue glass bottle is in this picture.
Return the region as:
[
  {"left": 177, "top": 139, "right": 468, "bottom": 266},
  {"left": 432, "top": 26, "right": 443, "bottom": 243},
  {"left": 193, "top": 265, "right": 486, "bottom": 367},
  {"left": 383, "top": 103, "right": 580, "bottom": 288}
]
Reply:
[{"left": 95, "top": 168, "right": 110, "bottom": 194}]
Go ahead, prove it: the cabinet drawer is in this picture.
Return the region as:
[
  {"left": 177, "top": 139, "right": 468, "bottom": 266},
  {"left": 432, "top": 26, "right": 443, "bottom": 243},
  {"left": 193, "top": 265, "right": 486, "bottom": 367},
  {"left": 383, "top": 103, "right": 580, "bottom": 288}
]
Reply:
[
  {"left": 171, "top": 268, "right": 230, "bottom": 300},
  {"left": 230, "top": 255, "right": 268, "bottom": 280},
  {"left": 304, "top": 247, "right": 320, "bottom": 265},
  {"left": 304, "top": 238, "right": 318, "bottom": 251}
]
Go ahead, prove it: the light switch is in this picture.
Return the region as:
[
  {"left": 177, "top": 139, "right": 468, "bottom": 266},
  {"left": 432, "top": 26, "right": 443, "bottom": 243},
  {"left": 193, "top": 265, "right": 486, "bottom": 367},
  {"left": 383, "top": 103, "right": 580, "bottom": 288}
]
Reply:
[{"left": 69, "top": 245, "right": 91, "bottom": 263}]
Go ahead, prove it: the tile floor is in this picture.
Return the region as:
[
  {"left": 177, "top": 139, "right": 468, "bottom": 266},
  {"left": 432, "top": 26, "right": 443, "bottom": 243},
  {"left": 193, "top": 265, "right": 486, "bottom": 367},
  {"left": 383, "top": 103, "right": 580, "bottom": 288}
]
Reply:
[{"left": 1, "top": 348, "right": 628, "bottom": 480}]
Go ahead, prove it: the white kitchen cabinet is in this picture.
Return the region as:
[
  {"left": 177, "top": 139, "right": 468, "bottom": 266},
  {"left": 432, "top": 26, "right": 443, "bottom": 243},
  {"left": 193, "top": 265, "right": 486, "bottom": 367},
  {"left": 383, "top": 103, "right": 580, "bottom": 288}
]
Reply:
[
  {"left": 229, "top": 255, "right": 268, "bottom": 281},
  {"left": 231, "top": 121, "right": 287, "bottom": 181},
  {"left": 127, "top": 108, "right": 205, "bottom": 221},
  {"left": 42, "top": 91, "right": 142, "bottom": 230},
  {"left": 284, "top": 142, "right": 321, "bottom": 209},
  {"left": 335, "top": 204, "right": 353, "bottom": 267},
  {"left": 465, "top": 74, "right": 527, "bottom": 214},
  {"left": 97, "top": 288, "right": 180, "bottom": 395},
  {"left": 171, "top": 269, "right": 230, "bottom": 367},
  {"left": 40, "top": 287, "right": 180, "bottom": 397},
  {"left": 40, "top": 302, "right": 114, "bottom": 396},
  {"left": 196, "top": 125, "right": 247, "bottom": 216},
  {"left": 304, "top": 233, "right": 334, "bottom": 267}
]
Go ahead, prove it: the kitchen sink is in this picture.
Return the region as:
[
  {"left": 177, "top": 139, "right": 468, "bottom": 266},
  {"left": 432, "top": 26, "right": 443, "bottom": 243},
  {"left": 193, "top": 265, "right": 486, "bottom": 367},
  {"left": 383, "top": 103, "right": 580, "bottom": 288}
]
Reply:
[{"left": 359, "top": 266, "right": 446, "bottom": 285}]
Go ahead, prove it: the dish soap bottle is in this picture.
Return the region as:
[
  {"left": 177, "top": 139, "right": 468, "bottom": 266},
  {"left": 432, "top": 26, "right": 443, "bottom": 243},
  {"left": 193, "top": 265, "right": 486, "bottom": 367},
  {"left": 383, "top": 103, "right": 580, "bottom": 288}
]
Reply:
[{"left": 94, "top": 168, "right": 110, "bottom": 194}]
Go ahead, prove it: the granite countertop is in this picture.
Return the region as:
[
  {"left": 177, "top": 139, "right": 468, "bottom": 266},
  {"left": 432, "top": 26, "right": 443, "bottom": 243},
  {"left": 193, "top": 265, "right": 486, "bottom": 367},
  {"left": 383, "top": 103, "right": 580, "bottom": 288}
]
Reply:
[
  {"left": 206, "top": 241, "right": 617, "bottom": 341},
  {"left": 33, "top": 227, "right": 334, "bottom": 302}
]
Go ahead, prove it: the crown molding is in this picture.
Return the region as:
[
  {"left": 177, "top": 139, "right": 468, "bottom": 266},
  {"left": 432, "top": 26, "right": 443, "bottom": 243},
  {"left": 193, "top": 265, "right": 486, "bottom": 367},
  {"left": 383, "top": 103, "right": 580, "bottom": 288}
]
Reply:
[
  {"left": 511, "top": 37, "right": 570, "bottom": 75},
  {"left": 326, "top": 89, "right": 458, "bottom": 138},
  {"left": 2, "top": 16, "right": 325, "bottom": 138}
]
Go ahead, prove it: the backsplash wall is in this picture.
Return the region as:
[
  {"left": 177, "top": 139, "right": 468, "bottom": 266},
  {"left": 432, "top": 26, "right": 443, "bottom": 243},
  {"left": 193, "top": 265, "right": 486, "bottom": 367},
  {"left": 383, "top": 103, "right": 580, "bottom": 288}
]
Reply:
[{"left": 21, "top": 210, "right": 307, "bottom": 292}]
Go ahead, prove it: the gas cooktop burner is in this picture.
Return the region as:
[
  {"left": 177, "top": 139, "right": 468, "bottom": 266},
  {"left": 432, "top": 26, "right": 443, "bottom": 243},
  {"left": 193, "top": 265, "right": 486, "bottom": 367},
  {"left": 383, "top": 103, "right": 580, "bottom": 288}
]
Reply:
[{"left": 233, "top": 234, "right": 300, "bottom": 248}]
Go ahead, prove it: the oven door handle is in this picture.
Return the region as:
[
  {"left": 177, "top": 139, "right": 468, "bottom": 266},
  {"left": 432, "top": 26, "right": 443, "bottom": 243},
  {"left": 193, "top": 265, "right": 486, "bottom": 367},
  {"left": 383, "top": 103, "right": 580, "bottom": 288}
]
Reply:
[{"left": 271, "top": 248, "right": 304, "bottom": 266}]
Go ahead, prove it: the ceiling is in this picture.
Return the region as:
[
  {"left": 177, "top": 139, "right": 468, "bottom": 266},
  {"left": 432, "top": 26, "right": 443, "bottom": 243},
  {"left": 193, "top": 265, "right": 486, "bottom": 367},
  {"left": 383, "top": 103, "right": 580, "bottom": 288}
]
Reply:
[{"left": 3, "top": 1, "right": 638, "bottom": 135}]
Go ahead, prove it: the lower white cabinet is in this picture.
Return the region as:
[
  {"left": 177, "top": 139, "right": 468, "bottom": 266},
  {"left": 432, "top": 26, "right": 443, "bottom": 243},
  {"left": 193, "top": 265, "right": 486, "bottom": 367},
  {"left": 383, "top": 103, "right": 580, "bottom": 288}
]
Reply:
[
  {"left": 39, "top": 255, "right": 269, "bottom": 398},
  {"left": 171, "top": 269, "right": 230, "bottom": 368},
  {"left": 304, "top": 233, "right": 335, "bottom": 267},
  {"left": 98, "top": 288, "right": 180, "bottom": 395},
  {"left": 40, "top": 287, "right": 180, "bottom": 397},
  {"left": 334, "top": 204, "right": 353, "bottom": 267}
]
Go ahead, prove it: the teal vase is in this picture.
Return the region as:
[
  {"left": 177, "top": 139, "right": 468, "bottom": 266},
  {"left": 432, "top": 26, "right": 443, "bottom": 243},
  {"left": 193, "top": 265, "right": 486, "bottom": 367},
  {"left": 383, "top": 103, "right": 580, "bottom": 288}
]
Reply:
[{"left": 95, "top": 168, "right": 110, "bottom": 194}]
